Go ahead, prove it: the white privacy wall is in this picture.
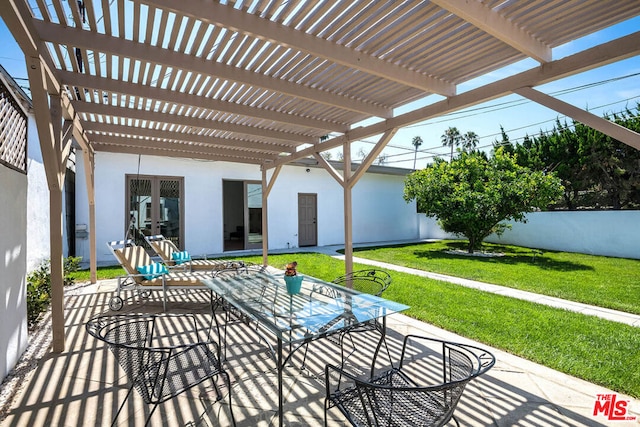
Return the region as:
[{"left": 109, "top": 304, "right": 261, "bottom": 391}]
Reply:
[
  {"left": 0, "top": 164, "right": 28, "bottom": 382},
  {"left": 419, "top": 211, "right": 640, "bottom": 259},
  {"left": 75, "top": 152, "right": 418, "bottom": 264}
]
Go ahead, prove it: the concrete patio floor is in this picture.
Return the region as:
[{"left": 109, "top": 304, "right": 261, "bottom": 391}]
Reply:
[{"left": 1, "top": 277, "right": 639, "bottom": 427}]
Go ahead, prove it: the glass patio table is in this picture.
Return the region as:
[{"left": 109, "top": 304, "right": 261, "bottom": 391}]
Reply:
[{"left": 202, "top": 271, "right": 409, "bottom": 427}]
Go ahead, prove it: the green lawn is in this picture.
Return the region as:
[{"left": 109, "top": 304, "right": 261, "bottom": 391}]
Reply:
[
  {"left": 347, "top": 240, "right": 640, "bottom": 315},
  {"left": 73, "top": 250, "right": 640, "bottom": 397},
  {"left": 242, "top": 253, "right": 640, "bottom": 398}
]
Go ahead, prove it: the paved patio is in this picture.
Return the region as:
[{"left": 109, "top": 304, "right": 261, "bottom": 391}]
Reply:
[{"left": 1, "top": 277, "right": 639, "bottom": 426}]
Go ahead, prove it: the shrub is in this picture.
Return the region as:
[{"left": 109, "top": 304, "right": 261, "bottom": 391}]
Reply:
[{"left": 26, "top": 256, "right": 82, "bottom": 328}]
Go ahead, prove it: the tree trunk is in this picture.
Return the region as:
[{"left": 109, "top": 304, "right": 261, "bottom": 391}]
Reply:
[{"left": 467, "top": 236, "right": 475, "bottom": 253}]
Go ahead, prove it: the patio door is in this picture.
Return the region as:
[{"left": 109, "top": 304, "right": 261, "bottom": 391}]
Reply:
[
  {"left": 223, "top": 180, "right": 262, "bottom": 251},
  {"left": 245, "top": 182, "right": 263, "bottom": 249},
  {"left": 298, "top": 193, "right": 317, "bottom": 247},
  {"left": 126, "top": 175, "right": 184, "bottom": 249}
]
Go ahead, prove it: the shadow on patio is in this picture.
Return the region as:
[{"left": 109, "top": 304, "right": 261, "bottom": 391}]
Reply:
[{"left": 1, "top": 280, "right": 631, "bottom": 426}]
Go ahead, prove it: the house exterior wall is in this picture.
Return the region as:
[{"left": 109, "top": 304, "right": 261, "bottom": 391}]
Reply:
[
  {"left": 0, "top": 164, "right": 28, "bottom": 382},
  {"left": 419, "top": 211, "right": 640, "bottom": 259},
  {"left": 74, "top": 152, "right": 418, "bottom": 264},
  {"left": 25, "top": 116, "right": 53, "bottom": 272}
]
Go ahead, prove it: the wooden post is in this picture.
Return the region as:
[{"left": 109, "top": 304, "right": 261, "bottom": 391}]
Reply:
[
  {"left": 27, "top": 58, "right": 70, "bottom": 353},
  {"left": 49, "top": 183, "right": 66, "bottom": 352},
  {"left": 261, "top": 165, "right": 282, "bottom": 267},
  {"left": 82, "top": 149, "right": 97, "bottom": 283},
  {"left": 261, "top": 166, "right": 269, "bottom": 267},
  {"left": 343, "top": 141, "right": 353, "bottom": 279}
]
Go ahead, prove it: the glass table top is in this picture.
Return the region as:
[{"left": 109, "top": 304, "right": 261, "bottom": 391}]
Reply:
[{"left": 203, "top": 271, "right": 409, "bottom": 344}]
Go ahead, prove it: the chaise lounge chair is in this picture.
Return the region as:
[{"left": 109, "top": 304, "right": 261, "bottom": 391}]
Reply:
[
  {"left": 144, "top": 234, "right": 238, "bottom": 272},
  {"left": 107, "top": 239, "right": 211, "bottom": 311}
]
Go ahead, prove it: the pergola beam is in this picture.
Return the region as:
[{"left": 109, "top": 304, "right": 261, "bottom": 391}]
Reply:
[
  {"left": 347, "top": 129, "right": 398, "bottom": 189},
  {"left": 143, "top": 0, "right": 456, "bottom": 96},
  {"left": 58, "top": 70, "right": 347, "bottom": 133},
  {"left": 275, "top": 30, "right": 640, "bottom": 166},
  {"left": 84, "top": 123, "right": 296, "bottom": 154},
  {"left": 73, "top": 101, "right": 310, "bottom": 145},
  {"left": 93, "top": 143, "right": 266, "bottom": 164},
  {"left": 514, "top": 87, "right": 640, "bottom": 150},
  {"left": 89, "top": 134, "right": 280, "bottom": 160},
  {"left": 33, "top": 20, "right": 393, "bottom": 118},
  {"left": 431, "top": 0, "right": 552, "bottom": 63}
]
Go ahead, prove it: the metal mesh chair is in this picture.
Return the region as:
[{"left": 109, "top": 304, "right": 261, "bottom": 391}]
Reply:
[
  {"left": 86, "top": 313, "right": 235, "bottom": 427},
  {"left": 325, "top": 335, "right": 495, "bottom": 427},
  {"left": 210, "top": 262, "right": 266, "bottom": 314},
  {"left": 210, "top": 263, "right": 270, "bottom": 359},
  {"left": 332, "top": 269, "right": 392, "bottom": 296},
  {"left": 299, "top": 270, "right": 392, "bottom": 370},
  {"left": 333, "top": 270, "right": 393, "bottom": 366}
]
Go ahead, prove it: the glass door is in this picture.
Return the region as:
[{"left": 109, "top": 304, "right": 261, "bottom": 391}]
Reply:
[
  {"left": 245, "top": 182, "right": 263, "bottom": 249},
  {"left": 127, "top": 175, "right": 183, "bottom": 249}
]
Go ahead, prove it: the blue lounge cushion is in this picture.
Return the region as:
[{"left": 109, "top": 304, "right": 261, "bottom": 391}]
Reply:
[
  {"left": 136, "top": 263, "right": 169, "bottom": 280},
  {"left": 172, "top": 250, "right": 191, "bottom": 264}
]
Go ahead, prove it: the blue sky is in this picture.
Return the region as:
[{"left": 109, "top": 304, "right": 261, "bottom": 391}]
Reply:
[{"left": 1, "top": 14, "right": 638, "bottom": 170}]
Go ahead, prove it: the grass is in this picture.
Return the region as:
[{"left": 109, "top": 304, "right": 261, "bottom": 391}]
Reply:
[
  {"left": 72, "top": 250, "right": 640, "bottom": 397},
  {"left": 346, "top": 240, "right": 640, "bottom": 315},
  {"left": 240, "top": 253, "right": 640, "bottom": 398},
  {"left": 71, "top": 266, "right": 125, "bottom": 282}
]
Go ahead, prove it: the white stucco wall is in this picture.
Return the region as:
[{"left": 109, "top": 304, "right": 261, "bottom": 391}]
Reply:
[
  {"left": 419, "top": 211, "right": 640, "bottom": 259},
  {"left": 486, "top": 211, "right": 640, "bottom": 259},
  {"left": 25, "top": 116, "right": 51, "bottom": 272},
  {"left": 75, "top": 152, "right": 418, "bottom": 264},
  {"left": 0, "top": 164, "right": 28, "bottom": 382}
]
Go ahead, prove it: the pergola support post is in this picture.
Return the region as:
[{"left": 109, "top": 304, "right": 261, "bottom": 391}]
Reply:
[
  {"left": 82, "top": 149, "right": 97, "bottom": 283},
  {"left": 261, "top": 164, "right": 282, "bottom": 266},
  {"left": 342, "top": 141, "right": 353, "bottom": 278},
  {"left": 315, "top": 129, "right": 397, "bottom": 282},
  {"left": 27, "top": 57, "right": 72, "bottom": 353},
  {"left": 48, "top": 183, "right": 65, "bottom": 352}
]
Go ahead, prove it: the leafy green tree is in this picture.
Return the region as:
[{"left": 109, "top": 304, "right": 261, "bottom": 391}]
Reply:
[
  {"left": 493, "top": 125, "right": 514, "bottom": 154},
  {"left": 577, "top": 108, "right": 640, "bottom": 209},
  {"left": 508, "top": 105, "right": 640, "bottom": 209},
  {"left": 513, "top": 119, "right": 587, "bottom": 210},
  {"left": 404, "top": 149, "right": 563, "bottom": 252}
]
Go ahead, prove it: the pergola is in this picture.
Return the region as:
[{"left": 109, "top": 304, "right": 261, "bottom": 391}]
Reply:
[{"left": 2, "top": 0, "right": 640, "bottom": 352}]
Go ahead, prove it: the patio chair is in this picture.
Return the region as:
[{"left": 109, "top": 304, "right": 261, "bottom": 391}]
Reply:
[
  {"left": 209, "top": 263, "right": 272, "bottom": 360},
  {"left": 333, "top": 270, "right": 393, "bottom": 366},
  {"left": 107, "top": 239, "right": 209, "bottom": 311},
  {"left": 209, "top": 262, "right": 267, "bottom": 315},
  {"left": 325, "top": 335, "right": 496, "bottom": 427},
  {"left": 86, "top": 313, "right": 235, "bottom": 427},
  {"left": 298, "top": 270, "right": 393, "bottom": 370},
  {"left": 144, "top": 234, "right": 234, "bottom": 272},
  {"left": 332, "top": 269, "right": 392, "bottom": 296}
]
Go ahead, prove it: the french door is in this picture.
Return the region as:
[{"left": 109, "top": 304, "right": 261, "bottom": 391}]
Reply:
[{"left": 126, "top": 175, "right": 184, "bottom": 249}]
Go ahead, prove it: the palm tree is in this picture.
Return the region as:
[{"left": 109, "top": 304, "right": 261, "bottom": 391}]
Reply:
[
  {"left": 462, "top": 131, "right": 479, "bottom": 153},
  {"left": 441, "top": 127, "right": 461, "bottom": 161},
  {"left": 411, "top": 136, "right": 423, "bottom": 169}
]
